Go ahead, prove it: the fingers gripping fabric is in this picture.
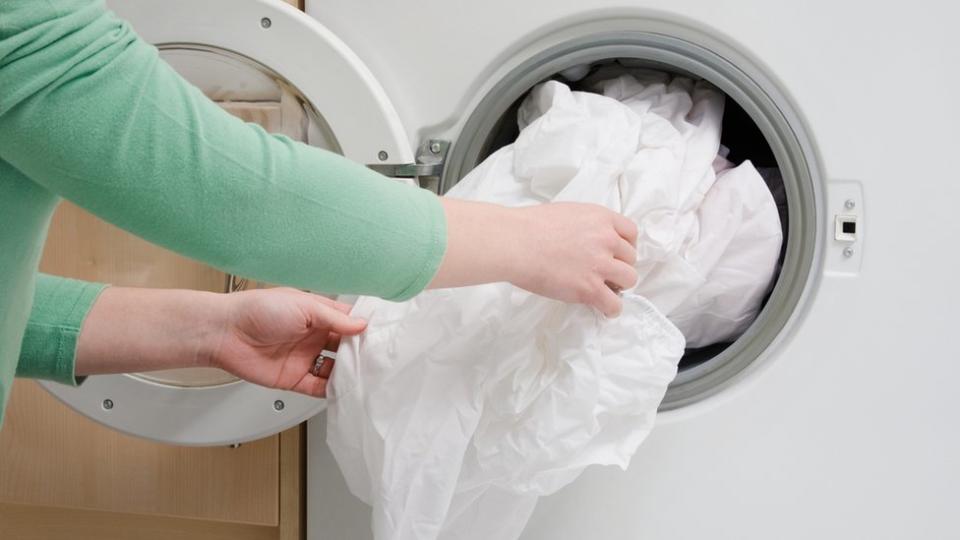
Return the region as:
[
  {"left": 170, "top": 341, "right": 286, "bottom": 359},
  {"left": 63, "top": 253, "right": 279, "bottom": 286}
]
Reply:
[{"left": 327, "top": 72, "right": 782, "bottom": 540}]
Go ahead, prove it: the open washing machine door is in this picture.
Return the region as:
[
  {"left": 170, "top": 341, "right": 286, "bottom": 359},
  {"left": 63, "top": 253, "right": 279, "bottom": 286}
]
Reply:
[{"left": 36, "top": 0, "right": 415, "bottom": 447}]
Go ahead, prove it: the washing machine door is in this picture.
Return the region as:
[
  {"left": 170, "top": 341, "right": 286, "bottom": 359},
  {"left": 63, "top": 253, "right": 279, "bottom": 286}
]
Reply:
[{"left": 37, "top": 0, "right": 414, "bottom": 447}]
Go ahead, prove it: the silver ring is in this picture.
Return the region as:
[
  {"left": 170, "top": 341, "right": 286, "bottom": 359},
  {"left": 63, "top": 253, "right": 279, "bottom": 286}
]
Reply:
[{"left": 310, "top": 356, "right": 327, "bottom": 377}]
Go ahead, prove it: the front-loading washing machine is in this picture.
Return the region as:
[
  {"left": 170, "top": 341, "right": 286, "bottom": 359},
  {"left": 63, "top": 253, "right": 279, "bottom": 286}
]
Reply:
[{"left": 41, "top": 0, "right": 959, "bottom": 538}]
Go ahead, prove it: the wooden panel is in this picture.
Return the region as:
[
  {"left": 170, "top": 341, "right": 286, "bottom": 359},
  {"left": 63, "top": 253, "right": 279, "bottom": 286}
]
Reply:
[
  {"left": 0, "top": 502, "right": 278, "bottom": 540},
  {"left": 279, "top": 425, "right": 305, "bottom": 540},
  {"left": 0, "top": 381, "right": 280, "bottom": 525}
]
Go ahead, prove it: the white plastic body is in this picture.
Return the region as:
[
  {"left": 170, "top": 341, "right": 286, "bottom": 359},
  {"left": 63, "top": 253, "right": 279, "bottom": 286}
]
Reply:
[
  {"left": 38, "top": 0, "right": 414, "bottom": 447},
  {"left": 300, "top": 1, "right": 960, "bottom": 539}
]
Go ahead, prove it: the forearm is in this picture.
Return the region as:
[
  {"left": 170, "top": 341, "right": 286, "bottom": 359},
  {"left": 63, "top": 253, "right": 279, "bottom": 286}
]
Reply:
[
  {"left": 74, "top": 287, "right": 227, "bottom": 375},
  {"left": 25, "top": 282, "right": 363, "bottom": 398}
]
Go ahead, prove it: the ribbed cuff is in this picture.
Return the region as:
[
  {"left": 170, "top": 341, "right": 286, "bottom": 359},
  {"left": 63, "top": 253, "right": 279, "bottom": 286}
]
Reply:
[{"left": 16, "top": 275, "right": 108, "bottom": 385}]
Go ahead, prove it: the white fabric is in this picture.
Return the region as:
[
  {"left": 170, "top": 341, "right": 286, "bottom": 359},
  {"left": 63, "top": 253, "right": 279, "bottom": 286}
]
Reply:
[{"left": 327, "top": 72, "right": 782, "bottom": 540}]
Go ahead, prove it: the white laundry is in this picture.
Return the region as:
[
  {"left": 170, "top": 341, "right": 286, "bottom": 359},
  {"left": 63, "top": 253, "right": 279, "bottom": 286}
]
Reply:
[{"left": 327, "top": 72, "right": 782, "bottom": 540}]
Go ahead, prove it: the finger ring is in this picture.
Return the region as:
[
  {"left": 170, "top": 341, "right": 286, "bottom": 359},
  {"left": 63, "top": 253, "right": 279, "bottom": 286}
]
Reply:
[{"left": 310, "top": 356, "right": 328, "bottom": 377}]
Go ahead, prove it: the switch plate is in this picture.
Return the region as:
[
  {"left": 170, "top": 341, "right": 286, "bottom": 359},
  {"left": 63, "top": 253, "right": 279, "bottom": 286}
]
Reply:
[
  {"left": 824, "top": 180, "right": 864, "bottom": 276},
  {"left": 835, "top": 214, "right": 858, "bottom": 242}
]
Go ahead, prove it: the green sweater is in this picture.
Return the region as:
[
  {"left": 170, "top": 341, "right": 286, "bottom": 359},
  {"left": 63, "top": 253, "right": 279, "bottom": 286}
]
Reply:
[{"left": 0, "top": 0, "right": 447, "bottom": 425}]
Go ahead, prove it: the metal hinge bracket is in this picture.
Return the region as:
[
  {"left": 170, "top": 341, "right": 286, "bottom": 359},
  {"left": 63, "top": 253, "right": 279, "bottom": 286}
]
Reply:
[{"left": 368, "top": 139, "right": 449, "bottom": 192}]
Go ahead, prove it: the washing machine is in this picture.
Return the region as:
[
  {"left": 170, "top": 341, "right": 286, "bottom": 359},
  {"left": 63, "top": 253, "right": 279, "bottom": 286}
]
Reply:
[{"left": 40, "top": 0, "right": 960, "bottom": 538}]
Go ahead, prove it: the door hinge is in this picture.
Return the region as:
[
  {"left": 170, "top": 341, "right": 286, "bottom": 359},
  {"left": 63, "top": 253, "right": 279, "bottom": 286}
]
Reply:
[{"left": 368, "top": 139, "right": 449, "bottom": 192}]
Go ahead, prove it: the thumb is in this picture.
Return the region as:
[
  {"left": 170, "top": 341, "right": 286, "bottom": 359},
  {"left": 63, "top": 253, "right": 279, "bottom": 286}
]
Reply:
[{"left": 311, "top": 301, "right": 367, "bottom": 336}]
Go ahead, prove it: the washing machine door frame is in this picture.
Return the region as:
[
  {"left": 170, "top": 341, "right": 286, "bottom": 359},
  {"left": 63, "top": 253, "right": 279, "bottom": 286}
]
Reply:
[{"left": 38, "top": 0, "right": 417, "bottom": 447}]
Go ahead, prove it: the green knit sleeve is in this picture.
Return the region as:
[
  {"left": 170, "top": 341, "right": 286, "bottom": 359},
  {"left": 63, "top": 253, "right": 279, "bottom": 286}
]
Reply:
[
  {"left": 15, "top": 274, "right": 107, "bottom": 385},
  {"left": 0, "top": 0, "right": 446, "bottom": 302}
]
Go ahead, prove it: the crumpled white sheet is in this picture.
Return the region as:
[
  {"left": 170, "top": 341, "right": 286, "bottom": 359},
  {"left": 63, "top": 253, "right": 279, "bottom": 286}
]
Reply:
[{"left": 327, "top": 71, "right": 782, "bottom": 540}]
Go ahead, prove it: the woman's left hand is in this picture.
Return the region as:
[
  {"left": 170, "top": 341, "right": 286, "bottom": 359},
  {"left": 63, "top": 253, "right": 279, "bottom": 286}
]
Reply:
[
  {"left": 76, "top": 286, "right": 366, "bottom": 398},
  {"left": 212, "top": 288, "right": 367, "bottom": 398}
]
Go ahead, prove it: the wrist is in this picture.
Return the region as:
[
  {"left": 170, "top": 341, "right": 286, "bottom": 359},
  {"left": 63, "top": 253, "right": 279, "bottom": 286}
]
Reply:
[
  {"left": 496, "top": 206, "right": 533, "bottom": 287},
  {"left": 430, "top": 198, "right": 534, "bottom": 289},
  {"left": 193, "top": 291, "right": 235, "bottom": 370}
]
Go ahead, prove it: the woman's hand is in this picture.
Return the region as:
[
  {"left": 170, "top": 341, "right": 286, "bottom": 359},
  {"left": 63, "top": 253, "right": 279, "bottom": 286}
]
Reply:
[
  {"left": 212, "top": 288, "right": 366, "bottom": 397},
  {"left": 76, "top": 286, "right": 366, "bottom": 397},
  {"left": 507, "top": 203, "right": 639, "bottom": 317},
  {"left": 430, "top": 199, "right": 639, "bottom": 317}
]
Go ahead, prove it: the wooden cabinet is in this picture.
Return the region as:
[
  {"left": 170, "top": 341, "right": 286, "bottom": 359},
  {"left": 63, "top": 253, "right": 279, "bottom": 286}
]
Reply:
[
  {"left": 0, "top": 382, "right": 303, "bottom": 540},
  {"left": 0, "top": 380, "right": 280, "bottom": 523},
  {"left": 0, "top": 200, "right": 305, "bottom": 538},
  {"left": 0, "top": 504, "right": 281, "bottom": 540}
]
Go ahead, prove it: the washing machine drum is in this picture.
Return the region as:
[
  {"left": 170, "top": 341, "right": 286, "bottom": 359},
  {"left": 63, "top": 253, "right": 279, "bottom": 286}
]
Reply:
[{"left": 38, "top": 0, "right": 415, "bottom": 446}]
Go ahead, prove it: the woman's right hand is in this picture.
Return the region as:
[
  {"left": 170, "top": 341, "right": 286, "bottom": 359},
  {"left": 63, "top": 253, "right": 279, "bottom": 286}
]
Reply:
[
  {"left": 430, "top": 198, "right": 639, "bottom": 317},
  {"left": 508, "top": 202, "right": 639, "bottom": 316}
]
